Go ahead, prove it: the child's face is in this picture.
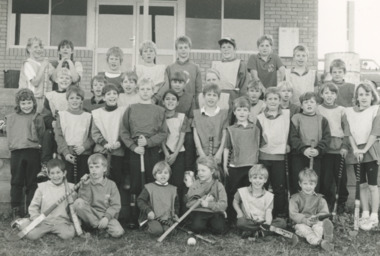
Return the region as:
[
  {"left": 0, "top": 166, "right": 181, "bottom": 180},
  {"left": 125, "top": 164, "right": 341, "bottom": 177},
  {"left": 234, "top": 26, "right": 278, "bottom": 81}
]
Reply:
[
  {"left": 279, "top": 87, "right": 292, "bottom": 102},
  {"left": 59, "top": 44, "right": 73, "bottom": 60},
  {"left": 331, "top": 67, "right": 345, "bottom": 83},
  {"left": 93, "top": 80, "right": 105, "bottom": 97},
  {"left": 138, "top": 83, "right": 154, "bottom": 101},
  {"left": 48, "top": 166, "right": 66, "bottom": 185},
  {"left": 197, "top": 164, "right": 214, "bottom": 182},
  {"left": 357, "top": 87, "right": 373, "bottom": 109},
  {"left": 104, "top": 90, "right": 119, "bottom": 106},
  {"left": 258, "top": 40, "right": 272, "bottom": 56},
  {"left": 57, "top": 74, "right": 72, "bottom": 91},
  {"left": 108, "top": 54, "right": 121, "bottom": 71},
  {"left": 122, "top": 76, "right": 137, "bottom": 94},
  {"left": 220, "top": 43, "right": 235, "bottom": 60},
  {"left": 141, "top": 47, "right": 156, "bottom": 64},
  {"left": 247, "top": 87, "right": 262, "bottom": 104},
  {"left": 163, "top": 93, "right": 179, "bottom": 111},
  {"left": 299, "top": 179, "right": 317, "bottom": 195},
  {"left": 171, "top": 80, "right": 185, "bottom": 94},
  {"left": 294, "top": 51, "right": 308, "bottom": 67},
  {"left": 265, "top": 93, "right": 281, "bottom": 111},
  {"left": 154, "top": 168, "right": 170, "bottom": 184},
  {"left": 176, "top": 43, "right": 190, "bottom": 60},
  {"left": 249, "top": 174, "right": 267, "bottom": 190},
  {"left": 67, "top": 93, "right": 82, "bottom": 110},
  {"left": 205, "top": 73, "right": 219, "bottom": 86},
  {"left": 19, "top": 100, "right": 34, "bottom": 114},
  {"left": 89, "top": 162, "right": 107, "bottom": 180},
  {"left": 204, "top": 91, "right": 219, "bottom": 108},
  {"left": 234, "top": 107, "right": 249, "bottom": 123},
  {"left": 28, "top": 41, "right": 44, "bottom": 61},
  {"left": 301, "top": 97, "right": 317, "bottom": 115},
  {"left": 321, "top": 88, "right": 337, "bottom": 106}
]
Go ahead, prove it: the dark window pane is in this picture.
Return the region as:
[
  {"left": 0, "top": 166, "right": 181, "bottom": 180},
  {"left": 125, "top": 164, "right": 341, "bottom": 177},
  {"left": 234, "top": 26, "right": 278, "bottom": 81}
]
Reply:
[
  {"left": 12, "top": 0, "right": 48, "bottom": 14},
  {"left": 99, "top": 5, "right": 134, "bottom": 15},
  {"left": 51, "top": 0, "right": 87, "bottom": 15},
  {"left": 186, "top": 0, "right": 221, "bottom": 19},
  {"left": 139, "top": 6, "right": 174, "bottom": 15},
  {"left": 224, "top": 0, "right": 260, "bottom": 20}
]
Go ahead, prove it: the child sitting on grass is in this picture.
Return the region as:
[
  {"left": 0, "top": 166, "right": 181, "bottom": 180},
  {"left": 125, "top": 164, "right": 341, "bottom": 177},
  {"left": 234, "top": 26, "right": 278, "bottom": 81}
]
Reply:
[
  {"left": 25, "top": 159, "right": 76, "bottom": 240},
  {"left": 233, "top": 164, "right": 286, "bottom": 239},
  {"left": 137, "top": 161, "right": 179, "bottom": 236},
  {"left": 289, "top": 168, "right": 334, "bottom": 251},
  {"left": 74, "top": 153, "right": 124, "bottom": 238},
  {"left": 186, "top": 156, "right": 227, "bottom": 235}
]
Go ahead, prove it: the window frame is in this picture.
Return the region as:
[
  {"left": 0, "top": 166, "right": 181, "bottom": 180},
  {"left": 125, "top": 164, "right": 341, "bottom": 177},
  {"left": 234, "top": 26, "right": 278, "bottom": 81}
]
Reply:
[
  {"left": 7, "top": 0, "right": 94, "bottom": 50},
  {"left": 188, "top": 0, "right": 264, "bottom": 54}
]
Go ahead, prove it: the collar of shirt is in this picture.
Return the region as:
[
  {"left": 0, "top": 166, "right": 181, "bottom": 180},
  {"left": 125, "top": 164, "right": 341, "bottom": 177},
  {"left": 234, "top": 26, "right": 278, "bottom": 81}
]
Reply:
[
  {"left": 67, "top": 108, "right": 84, "bottom": 115},
  {"left": 201, "top": 106, "right": 220, "bottom": 117},
  {"left": 257, "top": 53, "right": 272, "bottom": 62},
  {"left": 165, "top": 112, "right": 179, "bottom": 119},
  {"left": 263, "top": 108, "right": 283, "bottom": 119},
  {"left": 27, "top": 58, "right": 42, "bottom": 66},
  {"left": 233, "top": 121, "right": 255, "bottom": 129},
  {"left": 91, "top": 96, "right": 105, "bottom": 105},
  {"left": 332, "top": 79, "right": 345, "bottom": 85},
  {"left": 300, "top": 190, "right": 318, "bottom": 196},
  {"left": 221, "top": 57, "right": 237, "bottom": 63},
  {"left": 248, "top": 185, "right": 266, "bottom": 198},
  {"left": 90, "top": 177, "right": 107, "bottom": 186},
  {"left": 321, "top": 103, "right": 338, "bottom": 109},
  {"left": 290, "top": 67, "right": 310, "bottom": 76},
  {"left": 176, "top": 58, "right": 190, "bottom": 65},
  {"left": 155, "top": 181, "right": 169, "bottom": 186}
]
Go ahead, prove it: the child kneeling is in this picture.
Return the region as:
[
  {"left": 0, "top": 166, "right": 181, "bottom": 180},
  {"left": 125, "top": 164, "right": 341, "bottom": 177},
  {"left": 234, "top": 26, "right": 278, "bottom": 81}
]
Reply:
[
  {"left": 289, "top": 168, "right": 334, "bottom": 251},
  {"left": 233, "top": 164, "right": 286, "bottom": 238},
  {"left": 186, "top": 156, "right": 227, "bottom": 234},
  {"left": 137, "top": 161, "right": 179, "bottom": 236},
  {"left": 24, "top": 159, "right": 75, "bottom": 240},
  {"left": 74, "top": 153, "right": 124, "bottom": 238}
]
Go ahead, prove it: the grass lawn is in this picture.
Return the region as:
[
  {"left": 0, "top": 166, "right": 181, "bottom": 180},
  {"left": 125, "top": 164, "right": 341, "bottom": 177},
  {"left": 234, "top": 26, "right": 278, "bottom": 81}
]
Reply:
[{"left": 1, "top": 213, "right": 379, "bottom": 256}]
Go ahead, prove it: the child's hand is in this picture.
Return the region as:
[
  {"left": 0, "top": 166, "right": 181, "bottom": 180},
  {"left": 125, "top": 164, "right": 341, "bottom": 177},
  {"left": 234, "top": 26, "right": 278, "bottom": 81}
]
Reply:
[
  {"left": 303, "top": 147, "right": 313, "bottom": 158},
  {"left": 236, "top": 213, "right": 244, "bottom": 219},
  {"left": 166, "top": 153, "right": 178, "bottom": 165},
  {"left": 223, "top": 164, "right": 229, "bottom": 176},
  {"left": 340, "top": 148, "right": 348, "bottom": 158},
  {"left": 134, "top": 146, "right": 145, "bottom": 155},
  {"left": 138, "top": 135, "right": 147, "bottom": 147},
  {"left": 147, "top": 211, "right": 155, "bottom": 220},
  {"left": 73, "top": 145, "right": 85, "bottom": 155},
  {"left": 214, "top": 152, "right": 222, "bottom": 164},
  {"left": 309, "top": 149, "right": 319, "bottom": 157},
  {"left": 52, "top": 121, "right": 56, "bottom": 129},
  {"left": 184, "top": 171, "right": 195, "bottom": 188},
  {"left": 98, "top": 217, "right": 109, "bottom": 229},
  {"left": 173, "top": 214, "right": 179, "bottom": 222},
  {"left": 65, "top": 154, "right": 76, "bottom": 164},
  {"left": 0, "top": 120, "right": 5, "bottom": 130},
  {"left": 81, "top": 174, "right": 90, "bottom": 182},
  {"left": 200, "top": 199, "right": 209, "bottom": 208},
  {"left": 112, "top": 141, "right": 121, "bottom": 150},
  {"left": 205, "top": 194, "right": 215, "bottom": 202},
  {"left": 104, "top": 143, "right": 111, "bottom": 150}
]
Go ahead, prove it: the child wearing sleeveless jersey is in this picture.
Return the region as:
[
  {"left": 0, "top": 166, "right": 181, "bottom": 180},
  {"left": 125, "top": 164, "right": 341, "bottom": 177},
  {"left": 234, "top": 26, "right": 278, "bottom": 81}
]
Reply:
[
  {"left": 137, "top": 161, "right": 179, "bottom": 236},
  {"left": 344, "top": 81, "right": 380, "bottom": 231},
  {"left": 54, "top": 86, "right": 93, "bottom": 183},
  {"left": 257, "top": 87, "right": 290, "bottom": 218}
]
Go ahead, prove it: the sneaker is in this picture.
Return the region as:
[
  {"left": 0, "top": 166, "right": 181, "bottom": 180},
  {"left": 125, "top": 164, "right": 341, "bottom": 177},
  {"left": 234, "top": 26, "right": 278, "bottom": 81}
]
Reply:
[
  {"left": 360, "top": 217, "right": 379, "bottom": 231},
  {"left": 321, "top": 240, "right": 334, "bottom": 251},
  {"left": 322, "top": 219, "right": 334, "bottom": 242}
]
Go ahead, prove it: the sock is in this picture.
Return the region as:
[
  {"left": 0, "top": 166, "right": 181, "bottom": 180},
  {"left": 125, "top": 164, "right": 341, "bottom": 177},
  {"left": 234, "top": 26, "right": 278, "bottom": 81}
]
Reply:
[
  {"left": 362, "top": 211, "right": 370, "bottom": 218},
  {"left": 370, "top": 213, "right": 378, "bottom": 221}
]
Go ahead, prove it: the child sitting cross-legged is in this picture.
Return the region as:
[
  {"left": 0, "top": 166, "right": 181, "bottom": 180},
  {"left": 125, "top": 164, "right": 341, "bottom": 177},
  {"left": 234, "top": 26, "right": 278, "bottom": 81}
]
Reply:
[
  {"left": 137, "top": 161, "right": 179, "bottom": 236},
  {"left": 233, "top": 164, "right": 286, "bottom": 239},
  {"left": 74, "top": 153, "right": 125, "bottom": 238},
  {"left": 289, "top": 168, "right": 334, "bottom": 251}
]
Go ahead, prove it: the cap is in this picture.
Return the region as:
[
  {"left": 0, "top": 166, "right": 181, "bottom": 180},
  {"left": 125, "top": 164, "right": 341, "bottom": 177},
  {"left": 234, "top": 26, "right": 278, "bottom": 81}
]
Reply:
[
  {"left": 170, "top": 71, "right": 186, "bottom": 82},
  {"left": 218, "top": 37, "right": 236, "bottom": 48}
]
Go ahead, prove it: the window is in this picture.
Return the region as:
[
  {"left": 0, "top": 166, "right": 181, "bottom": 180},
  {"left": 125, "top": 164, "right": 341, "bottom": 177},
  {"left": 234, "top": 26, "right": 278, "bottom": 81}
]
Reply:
[
  {"left": 185, "top": 0, "right": 262, "bottom": 51},
  {"left": 10, "top": 0, "right": 87, "bottom": 47}
]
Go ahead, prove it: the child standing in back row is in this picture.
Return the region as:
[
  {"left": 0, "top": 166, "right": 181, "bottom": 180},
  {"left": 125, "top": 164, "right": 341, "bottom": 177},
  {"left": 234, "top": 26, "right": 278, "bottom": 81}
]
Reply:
[
  {"left": 344, "top": 81, "right": 380, "bottom": 231},
  {"left": 329, "top": 59, "right": 355, "bottom": 107}
]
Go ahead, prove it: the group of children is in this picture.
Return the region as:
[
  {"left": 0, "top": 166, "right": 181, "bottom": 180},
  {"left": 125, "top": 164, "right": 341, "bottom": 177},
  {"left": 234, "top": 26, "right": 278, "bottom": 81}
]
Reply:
[{"left": 1, "top": 33, "right": 380, "bottom": 252}]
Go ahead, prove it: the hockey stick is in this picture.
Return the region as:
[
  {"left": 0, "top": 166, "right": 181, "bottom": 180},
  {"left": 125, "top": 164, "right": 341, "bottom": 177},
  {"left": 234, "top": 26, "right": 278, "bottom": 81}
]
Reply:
[
  {"left": 260, "top": 224, "right": 298, "bottom": 247},
  {"left": 208, "top": 137, "right": 214, "bottom": 157},
  {"left": 64, "top": 177, "right": 83, "bottom": 236},
  {"left": 309, "top": 139, "right": 316, "bottom": 169},
  {"left": 73, "top": 152, "right": 78, "bottom": 184},
  {"left": 157, "top": 194, "right": 207, "bottom": 243},
  {"left": 332, "top": 156, "right": 345, "bottom": 222},
  {"left": 354, "top": 162, "right": 361, "bottom": 231},
  {"left": 310, "top": 213, "right": 333, "bottom": 222},
  {"left": 6, "top": 176, "right": 88, "bottom": 241},
  {"left": 140, "top": 153, "right": 146, "bottom": 186},
  {"left": 285, "top": 154, "right": 291, "bottom": 200}
]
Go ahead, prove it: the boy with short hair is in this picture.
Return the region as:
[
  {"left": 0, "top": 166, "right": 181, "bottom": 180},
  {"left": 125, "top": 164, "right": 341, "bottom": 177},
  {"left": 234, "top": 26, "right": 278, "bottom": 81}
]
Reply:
[
  {"left": 317, "top": 82, "right": 349, "bottom": 212},
  {"left": 137, "top": 161, "right": 179, "bottom": 236},
  {"left": 287, "top": 45, "right": 318, "bottom": 106},
  {"left": 247, "top": 34, "right": 286, "bottom": 88},
  {"left": 55, "top": 86, "right": 93, "bottom": 183},
  {"left": 246, "top": 80, "right": 266, "bottom": 123},
  {"left": 234, "top": 164, "right": 286, "bottom": 238},
  {"left": 211, "top": 37, "right": 249, "bottom": 101},
  {"left": 289, "top": 168, "right": 334, "bottom": 251},
  {"left": 83, "top": 75, "right": 106, "bottom": 112},
  {"left": 98, "top": 46, "right": 124, "bottom": 93},
  {"left": 289, "top": 92, "right": 331, "bottom": 194},
  {"left": 329, "top": 59, "right": 355, "bottom": 107},
  {"left": 154, "top": 36, "right": 202, "bottom": 103},
  {"left": 224, "top": 97, "right": 260, "bottom": 224},
  {"left": 25, "top": 159, "right": 76, "bottom": 240},
  {"left": 193, "top": 83, "right": 229, "bottom": 164},
  {"left": 118, "top": 71, "right": 141, "bottom": 107},
  {"left": 74, "top": 153, "right": 124, "bottom": 238},
  {"left": 277, "top": 81, "right": 300, "bottom": 117}
]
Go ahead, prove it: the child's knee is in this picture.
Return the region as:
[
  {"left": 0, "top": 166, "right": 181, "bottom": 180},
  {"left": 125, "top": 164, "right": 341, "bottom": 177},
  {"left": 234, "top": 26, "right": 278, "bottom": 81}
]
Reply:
[
  {"left": 73, "top": 198, "right": 87, "bottom": 209},
  {"left": 107, "top": 219, "right": 125, "bottom": 238},
  {"left": 191, "top": 220, "right": 206, "bottom": 233},
  {"left": 147, "top": 221, "right": 164, "bottom": 236},
  {"left": 58, "top": 227, "right": 75, "bottom": 240}
]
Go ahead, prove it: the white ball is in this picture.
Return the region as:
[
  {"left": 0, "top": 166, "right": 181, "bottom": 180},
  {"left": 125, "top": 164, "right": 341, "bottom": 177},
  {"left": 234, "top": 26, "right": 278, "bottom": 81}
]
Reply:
[{"left": 187, "top": 237, "right": 196, "bottom": 245}]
